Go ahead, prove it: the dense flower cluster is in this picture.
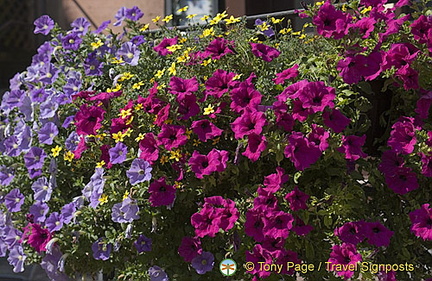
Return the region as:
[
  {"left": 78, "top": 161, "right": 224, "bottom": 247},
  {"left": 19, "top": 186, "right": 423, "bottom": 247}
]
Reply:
[{"left": 0, "top": 1, "right": 431, "bottom": 280}]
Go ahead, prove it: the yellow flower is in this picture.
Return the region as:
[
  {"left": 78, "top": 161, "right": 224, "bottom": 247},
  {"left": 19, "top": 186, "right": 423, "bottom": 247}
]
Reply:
[
  {"left": 165, "top": 119, "right": 173, "bottom": 124},
  {"left": 169, "top": 150, "right": 182, "bottom": 162},
  {"left": 201, "top": 27, "right": 215, "bottom": 37},
  {"left": 123, "top": 191, "right": 130, "bottom": 200},
  {"left": 177, "top": 53, "right": 190, "bottom": 63},
  {"left": 140, "top": 23, "right": 150, "bottom": 31},
  {"left": 160, "top": 155, "right": 169, "bottom": 164},
  {"left": 210, "top": 11, "right": 227, "bottom": 25},
  {"left": 135, "top": 133, "right": 145, "bottom": 142},
  {"left": 185, "top": 129, "right": 193, "bottom": 139},
  {"left": 177, "top": 6, "right": 189, "bottom": 13},
  {"left": 107, "top": 84, "right": 122, "bottom": 92},
  {"left": 64, "top": 151, "right": 74, "bottom": 162},
  {"left": 125, "top": 116, "right": 134, "bottom": 126},
  {"left": 96, "top": 160, "right": 106, "bottom": 168},
  {"left": 166, "top": 44, "right": 183, "bottom": 52},
  {"left": 203, "top": 104, "right": 215, "bottom": 115},
  {"left": 271, "top": 17, "right": 284, "bottom": 24},
  {"left": 257, "top": 21, "right": 271, "bottom": 31},
  {"left": 157, "top": 83, "right": 166, "bottom": 90},
  {"left": 316, "top": 1, "right": 324, "bottom": 6},
  {"left": 162, "top": 14, "right": 173, "bottom": 23},
  {"left": 118, "top": 72, "right": 134, "bottom": 82},
  {"left": 119, "top": 108, "right": 132, "bottom": 119},
  {"left": 341, "top": 4, "right": 347, "bottom": 12},
  {"left": 299, "top": 34, "right": 306, "bottom": 39},
  {"left": 201, "top": 58, "right": 212, "bottom": 66},
  {"left": 193, "top": 139, "right": 201, "bottom": 147},
  {"left": 186, "top": 14, "right": 197, "bottom": 19},
  {"left": 174, "top": 181, "right": 183, "bottom": 189},
  {"left": 225, "top": 16, "right": 241, "bottom": 24},
  {"left": 91, "top": 40, "right": 103, "bottom": 50},
  {"left": 155, "top": 69, "right": 165, "bottom": 79},
  {"left": 179, "top": 37, "right": 187, "bottom": 43},
  {"left": 98, "top": 194, "right": 108, "bottom": 204},
  {"left": 168, "top": 62, "right": 176, "bottom": 75},
  {"left": 232, "top": 74, "right": 242, "bottom": 80},
  {"left": 152, "top": 16, "right": 161, "bottom": 23},
  {"left": 112, "top": 131, "right": 125, "bottom": 143},
  {"left": 51, "top": 145, "right": 62, "bottom": 157},
  {"left": 291, "top": 31, "right": 301, "bottom": 36},
  {"left": 111, "top": 57, "right": 125, "bottom": 64},
  {"left": 135, "top": 103, "right": 143, "bottom": 111},
  {"left": 212, "top": 137, "right": 220, "bottom": 145},
  {"left": 361, "top": 6, "right": 372, "bottom": 14},
  {"left": 200, "top": 15, "right": 210, "bottom": 21},
  {"left": 132, "top": 81, "right": 144, "bottom": 90}
]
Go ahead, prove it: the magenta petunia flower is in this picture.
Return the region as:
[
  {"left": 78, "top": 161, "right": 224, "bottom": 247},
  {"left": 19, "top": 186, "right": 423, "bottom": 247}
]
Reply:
[
  {"left": 396, "top": 65, "right": 419, "bottom": 90},
  {"left": 22, "top": 223, "right": 52, "bottom": 252},
  {"left": 387, "top": 117, "right": 416, "bottom": 154},
  {"left": 148, "top": 177, "right": 176, "bottom": 207},
  {"left": 327, "top": 243, "right": 362, "bottom": 279},
  {"left": 298, "top": 81, "right": 335, "bottom": 113},
  {"left": 168, "top": 76, "right": 199, "bottom": 98},
  {"left": 74, "top": 104, "right": 105, "bottom": 136},
  {"left": 285, "top": 186, "right": 310, "bottom": 211},
  {"left": 250, "top": 42, "right": 281, "bottom": 62},
  {"left": 230, "top": 74, "right": 262, "bottom": 113},
  {"left": 157, "top": 124, "right": 188, "bottom": 150},
  {"left": 421, "top": 153, "right": 432, "bottom": 177},
  {"left": 334, "top": 221, "right": 367, "bottom": 245},
  {"left": 188, "top": 150, "right": 217, "bottom": 179},
  {"left": 139, "top": 133, "right": 159, "bottom": 164},
  {"left": 191, "top": 206, "right": 221, "bottom": 238},
  {"left": 384, "top": 166, "right": 419, "bottom": 195},
  {"left": 153, "top": 37, "right": 178, "bottom": 56},
  {"left": 178, "top": 236, "right": 202, "bottom": 262},
  {"left": 410, "top": 15, "right": 432, "bottom": 44},
  {"left": 242, "top": 133, "right": 267, "bottom": 162},
  {"left": 262, "top": 167, "right": 289, "bottom": 193},
  {"left": 273, "top": 64, "right": 299, "bottom": 85},
  {"left": 245, "top": 244, "right": 273, "bottom": 278},
  {"left": 378, "top": 150, "right": 405, "bottom": 175},
  {"left": 204, "top": 69, "right": 237, "bottom": 98},
  {"left": 312, "top": 1, "right": 352, "bottom": 39},
  {"left": 337, "top": 52, "right": 382, "bottom": 84},
  {"left": 323, "top": 108, "right": 350, "bottom": 133},
  {"left": 337, "top": 135, "right": 367, "bottom": 161},
  {"left": 176, "top": 93, "right": 200, "bottom": 120},
  {"left": 364, "top": 221, "right": 394, "bottom": 247},
  {"left": 349, "top": 17, "right": 376, "bottom": 39},
  {"left": 231, "top": 109, "right": 267, "bottom": 139},
  {"left": 409, "top": 204, "right": 432, "bottom": 241},
  {"left": 202, "top": 37, "right": 235, "bottom": 60},
  {"left": 292, "top": 216, "right": 314, "bottom": 236},
  {"left": 308, "top": 124, "right": 330, "bottom": 152},
  {"left": 207, "top": 148, "right": 229, "bottom": 173},
  {"left": 284, "top": 132, "right": 322, "bottom": 170},
  {"left": 245, "top": 209, "right": 266, "bottom": 242},
  {"left": 262, "top": 210, "right": 294, "bottom": 239},
  {"left": 191, "top": 119, "right": 223, "bottom": 142}
]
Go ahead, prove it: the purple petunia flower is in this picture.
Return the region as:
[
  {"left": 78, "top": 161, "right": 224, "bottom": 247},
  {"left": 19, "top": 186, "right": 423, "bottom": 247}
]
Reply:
[
  {"left": 387, "top": 117, "right": 417, "bottom": 154},
  {"left": 24, "top": 147, "right": 47, "bottom": 170},
  {"left": 148, "top": 265, "right": 169, "bottom": 281},
  {"left": 29, "top": 201, "right": 49, "bottom": 223},
  {"left": 40, "top": 244, "right": 69, "bottom": 280},
  {"left": 111, "top": 197, "right": 140, "bottom": 223},
  {"left": 0, "top": 165, "right": 14, "bottom": 186},
  {"left": 45, "top": 212, "right": 64, "bottom": 232},
  {"left": 92, "top": 238, "right": 112, "bottom": 260},
  {"left": 148, "top": 177, "right": 176, "bottom": 207},
  {"left": 125, "top": 6, "right": 144, "bottom": 21},
  {"left": 409, "top": 204, "right": 432, "bottom": 241},
  {"left": 60, "top": 202, "right": 76, "bottom": 224},
  {"left": 84, "top": 51, "right": 104, "bottom": 76},
  {"left": 32, "top": 176, "right": 53, "bottom": 202},
  {"left": 4, "top": 189, "right": 24, "bottom": 212},
  {"left": 250, "top": 42, "right": 281, "bottom": 62},
  {"left": 61, "top": 32, "right": 82, "bottom": 50},
  {"left": 255, "top": 19, "right": 275, "bottom": 37},
  {"left": 34, "top": 15, "right": 55, "bottom": 35},
  {"left": 273, "top": 64, "right": 299, "bottom": 85},
  {"left": 262, "top": 210, "right": 294, "bottom": 239},
  {"left": 134, "top": 234, "right": 152, "bottom": 253},
  {"left": 39, "top": 97, "right": 58, "bottom": 119},
  {"left": 191, "top": 251, "right": 214, "bottom": 274},
  {"left": 131, "top": 35, "right": 146, "bottom": 46},
  {"left": 109, "top": 142, "right": 128, "bottom": 164},
  {"left": 82, "top": 168, "right": 105, "bottom": 208},
  {"left": 38, "top": 122, "right": 59, "bottom": 145},
  {"left": 364, "top": 221, "right": 394, "bottom": 247},
  {"left": 71, "top": 17, "right": 90, "bottom": 35},
  {"left": 117, "top": 42, "right": 140, "bottom": 66},
  {"left": 126, "top": 158, "right": 152, "bottom": 185}
]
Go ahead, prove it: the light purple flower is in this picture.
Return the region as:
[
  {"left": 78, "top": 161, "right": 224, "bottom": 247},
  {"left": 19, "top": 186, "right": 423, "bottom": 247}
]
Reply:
[
  {"left": 109, "top": 142, "right": 128, "bottom": 164},
  {"left": 34, "top": 15, "right": 55, "bottom": 35},
  {"left": 92, "top": 238, "right": 112, "bottom": 260},
  {"left": 71, "top": 17, "right": 90, "bottom": 35},
  {"left": 45, "top": 212, "right": 64, "bottom": 232},
  {"left": 24, "top": 147, "right": 46, "bottom": 170},
  {"left": 29, "top": 201, "right": 49, "bottom": 223},
  {"left": 60, "top": 202, "right": 76, "bottom": 224},
  {"left": 148, "top": 266, "right": 169, "bottom": 281},
  {"left": 61, "top": 32, "right": 82, "bottom": 50},
  {"left": 39, "top": 63, "right": 59, "bottom": 84},
  {"left": 38, "top": 122, "right": 59, "bottom": 145},
  {"left": 4, "top": 189, "right": 24, "bottom": 212},
  {"left": 191, "top": 251, "right": 214, "bottom": 274},
  {"left": 134, "top": 234, "right": 152, "bottom": 253},
  {"left": 84, "top": 51, "right": 104, "bottom": 76},
  {"left": 39, "top": 97, "right": 58, "bottom": 119},
  {"left": 126, "top": 6, "right": 144, "bottom": 21},
  {"left": 65, "top": 131, "right": 80, "bottom": 151},
  {"left": 7, "top": 245, "right": 26, "bottom": 273},
  {"left": 126, "top": 158, "right": 152, "bottom": 185},
  {"left": 117, "top": 42, "right": 140, "bottom": 66},
  {"left": 111, "top": 197, "right": 140, "bottom": 223},
  {"left": 82, "top": 168, "right": 105, "bottom": 208},
  {"left": 32, "top": 176, "right": 53, "bottom": 202}
]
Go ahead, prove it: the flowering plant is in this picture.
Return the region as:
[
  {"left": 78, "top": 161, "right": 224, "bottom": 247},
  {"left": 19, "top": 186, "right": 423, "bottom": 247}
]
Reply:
[{"left": 1, "top": 1, "right": 432, "bottom": 280}]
